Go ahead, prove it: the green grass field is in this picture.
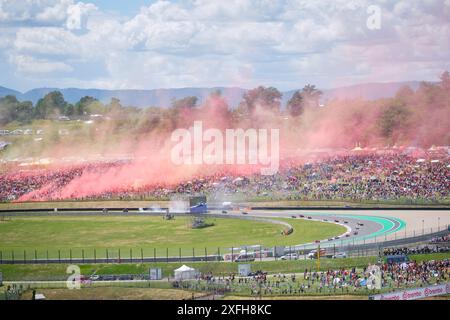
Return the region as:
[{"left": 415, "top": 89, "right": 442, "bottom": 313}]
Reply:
[
  {"left": 2, "top": 253, "right": 448, "bottom": 281},
  {"left": 0, "top": 215, "right": 345, "bottom": 260},
  {"left": 0, "top": 257, "right": 379, "bottom": 281}
]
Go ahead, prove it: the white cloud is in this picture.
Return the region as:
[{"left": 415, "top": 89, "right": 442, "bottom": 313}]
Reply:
[
  {"left": 14, "top": 27, "right": 79, "bottom": 56},
  {"left": 0, "top": 0, "right": 449, "bottom": 91},
  {"left": 0, "top": 0, "right": 67, "bottom": 24},
  {"left": 11, "top": 54, "right": 73, "bottom": 73},
  {"left": 66, "top": 2, "right": 97, "bottom": 30},
  {"left": 35, "top": 0, "right": 72, "bottom": 23},
  {"left": 0, "top": 0, "right": 97, "bottom": 28}
]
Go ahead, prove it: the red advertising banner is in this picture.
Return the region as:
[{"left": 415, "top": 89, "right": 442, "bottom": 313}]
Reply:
[{"left": 370, "top": 283, "right": 450, "bottom": 300}]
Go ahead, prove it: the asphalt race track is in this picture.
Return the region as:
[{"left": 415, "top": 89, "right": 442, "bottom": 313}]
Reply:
[
  {"left": 214, "top": 209, "right": 407, "bottom": 250},
  {"left": 219, "top": 208, "right": 450, "bottom": 248}
]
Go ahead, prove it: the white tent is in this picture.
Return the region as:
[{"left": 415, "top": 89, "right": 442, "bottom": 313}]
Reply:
[
  {"left": 35, "top": 293, "right": 46, "bottom": 300},
  {"left": 174, "top": 265, "right": 197, "bottom": 280}
]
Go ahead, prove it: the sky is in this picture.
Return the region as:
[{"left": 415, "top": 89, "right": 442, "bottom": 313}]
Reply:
[{"left": 0, "top": 0, "right": 449, "bottom": 92}]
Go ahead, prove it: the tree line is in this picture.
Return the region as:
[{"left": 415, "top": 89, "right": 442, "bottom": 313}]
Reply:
[
  {"left": 0, "top": 83, "right": 323, "bottom": 125},
  {"left": 0, "top": 71, "right": 449, "bottom": 147}
]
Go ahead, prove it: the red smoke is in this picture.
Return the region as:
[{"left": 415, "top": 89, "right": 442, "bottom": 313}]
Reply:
[{"left": 8, "top": 78, "right": 450, "bottom": 201}]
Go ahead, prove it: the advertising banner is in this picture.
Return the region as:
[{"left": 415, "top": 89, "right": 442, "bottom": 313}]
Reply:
[
  {"left": 238, "top": 264, "right": 251, "bottom": 276},
  {"left": 149, "top": 268, "right": 162, "bottom": 280},
  {"left": 370, "top": 283, "right": 449, "bottom": 300}
]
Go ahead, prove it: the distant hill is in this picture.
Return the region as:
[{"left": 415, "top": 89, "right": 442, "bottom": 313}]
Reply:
[
  {"left": 282, "top": 81, "right": 424, "bottom": 105},
  {"left": 0, "top": 86, "right": 21, "bottom": 98},
  {"left": 0, "top": 81, "right": 428, "bottom": 108},
  {"left": 321, "top": 81, "right": 423, "bottom": 101}
]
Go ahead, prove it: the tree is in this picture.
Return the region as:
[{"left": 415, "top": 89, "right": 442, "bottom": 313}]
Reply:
[
  {"left": 204, "top": 90, "right": 229, "bottom": 113},
  {"left": 137, "top": 109, "right": 161, "bottom": 134},
  {"left": 439, "top": 71, "right": 450, "bottom": 90},
  {"left": 86, "top": 100, "right": 106, "bottom": 115},
  {"left": 74, "top": 96, "right": 99, "bottom": 116},
  {"left": 395, "top": 85, "right": 414, "bottom": 100},
  {"left": 108, "top": 98, "right": 122, "bottom": 111},
  {"left": 286, "top": 90, "right": 304, "bottom": 116},
  {"left": 15, "top": 101, "right": 34, "bottom": 123},
  {"left": 0, "top": 95, "right": 34, "bottom": 124},
  {"left": 64, "top": 104, "right": 75, "bottom": 117},
  {"left": 378, "top": 103, "right": 409, "bottom": 139},
  {"left": 105, "top": 98, "right": 128, "bottom": 121},
  {"left": 105, "top": 97, "right": 123, "bottom": 115},
  {"left": 171, "top": 96, "right": 198, "bottom": 109},
  {"left": 240, "top": 86, "right": 282, "bottom": 114},
  {"left": 35, "top": 91, "right": 67, "bottom": 119},
  {"left": 301, "top": 84, "right": 322, "bottom": 108},
  {"left": 0, "top": 95, "right": 19, "bottom": 124}
]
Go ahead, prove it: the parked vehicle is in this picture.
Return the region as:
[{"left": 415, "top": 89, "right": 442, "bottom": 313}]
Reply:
[
  {"left": 280, "top": 253, "right": 298, "bottom": 260},
  {"left": 307, "top": 249, "right": 326, "bottom": 259},
  {"left": 332, "top": 252, "right": 347, "bottom": 259},
  {"left": 235, "top": 253, "right": 255, "bottom": 262}
]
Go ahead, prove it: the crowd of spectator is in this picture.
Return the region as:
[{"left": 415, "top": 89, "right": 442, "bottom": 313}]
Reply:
[
  {"left": 383, "top": 244, "right": 449, "bottom": 256},
  {"left": 380, "top": 259, "right": 449, "bottom": 289},
  {"left": 175, "top": 259, "right": 449, "bottom": 297},
  {"left": 0, "top": 160, "right": 128, "bottom": 201},
  {"left": 0, "top": 153, "right": 448, "bottom": 202},
  {"left": 430, "top": 235, "right": 450, "bottom": 243}
]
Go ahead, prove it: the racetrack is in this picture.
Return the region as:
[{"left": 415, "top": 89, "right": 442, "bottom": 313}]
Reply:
[{"left": 209, "top": 208, "right": 450, "bottom": 249}]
